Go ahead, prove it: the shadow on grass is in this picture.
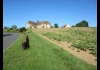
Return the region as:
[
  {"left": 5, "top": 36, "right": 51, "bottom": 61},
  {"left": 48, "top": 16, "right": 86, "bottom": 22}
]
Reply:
[
  {"left": 3, "top": 34, "right": 13, "bottom": 37},
  {"left": 26, "top": 36, "right": 30, "bottom": 49}
]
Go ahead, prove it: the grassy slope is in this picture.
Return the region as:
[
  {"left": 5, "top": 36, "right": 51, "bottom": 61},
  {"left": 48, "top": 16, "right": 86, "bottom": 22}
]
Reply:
[{"left": 3, "top": 32, "right": 97, "bottom": 70}]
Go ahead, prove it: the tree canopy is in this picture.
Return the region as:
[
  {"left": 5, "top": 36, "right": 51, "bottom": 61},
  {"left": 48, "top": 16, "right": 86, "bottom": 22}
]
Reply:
[
  {"left": 19, "top": 27, "right": 27, "bottom": 32},
  {"left": 54, "top": 23, "right": 59, "bottom": 28},
  {"left": 4, "top": 26, "right": 9, "bottom": 29},
  {"left": 11, "top": 25, "right": 17, "bottom": 29},
  {"left": 75, "top": 20, "right": 89, "bottom": 27}
]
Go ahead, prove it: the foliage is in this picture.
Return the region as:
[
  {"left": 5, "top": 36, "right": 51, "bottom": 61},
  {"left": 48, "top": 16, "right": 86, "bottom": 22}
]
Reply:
[
  {"left": 4, "top": 26, "right": 9, "bottom": 29},
  {"left": 3, "top": 25, "right": 27, "bottom": 33},
  {"left": 11, "top": 25, "right": 17, "bottom": 29},
  {"left": 54, "top": 23, "right": 59, "bottom": 28},
  {"left": 26, "top": 29, "right": 32, "bottom": 33},
  {"left": 19, "top": 27, "right": 27, "bottom": 32},
  {"left": 16, "top": 28, "right": 19, "bottom": 32},
  {"left": 9, "top": 28, "right": 13, "bottom": 30},
  {"left": 75, "top": 20, "right": 89, "bottom": 27}
]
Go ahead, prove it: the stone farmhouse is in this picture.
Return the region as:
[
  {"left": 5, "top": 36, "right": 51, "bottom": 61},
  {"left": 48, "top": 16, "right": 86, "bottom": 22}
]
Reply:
[{"left": 26, "top": 20, "right": 51, "bottom": 29}]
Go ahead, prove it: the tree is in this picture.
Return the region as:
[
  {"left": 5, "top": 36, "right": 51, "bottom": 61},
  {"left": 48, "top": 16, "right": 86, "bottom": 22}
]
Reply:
[
  {"left": 19, "top": 27, "right": 27, "bottom": 32},
  {"left": 54, "top": 23, "right": 59, "bottom": 28},
  {"left": 4, "top": 26, "right": 9, "bottom": 29},
  {"left": 11, "top": 25, "right": 17, "bottom": 29},
  {"left": 9, "top": 28, "right": 13, "bottom": 30},
  {"left": 75, "top": 20, "right": 89, "bottom": 27},
  {"left": 4, "top": 26, "right": 7, "bottom": 29}
]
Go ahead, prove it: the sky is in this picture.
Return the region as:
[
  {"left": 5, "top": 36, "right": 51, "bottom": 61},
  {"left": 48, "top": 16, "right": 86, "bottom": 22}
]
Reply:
[{"left": 3, "top": 0, "right": 97, "bottom": 28}]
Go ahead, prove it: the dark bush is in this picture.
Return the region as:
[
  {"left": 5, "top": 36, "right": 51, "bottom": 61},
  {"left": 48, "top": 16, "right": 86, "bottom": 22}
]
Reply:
[{"left": 19, "top": 27, "right": 27, "bottom": 32}]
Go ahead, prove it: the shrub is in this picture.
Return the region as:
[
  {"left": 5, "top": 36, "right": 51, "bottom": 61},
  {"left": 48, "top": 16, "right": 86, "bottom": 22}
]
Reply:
[
  {"left": 19, "top": 27, "right": 27, "bottom": 32},
  {"left": 7, "top": 29, "right": 9, "bottom": 32}
]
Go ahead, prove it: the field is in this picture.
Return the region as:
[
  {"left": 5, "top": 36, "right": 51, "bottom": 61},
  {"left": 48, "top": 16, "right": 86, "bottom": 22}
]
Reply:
[
  {"left": 3, "top": 30, "right": 97, "bottom": 70},
  {"left": 32, "top": 27, "right": 97, "bottom": 66}
]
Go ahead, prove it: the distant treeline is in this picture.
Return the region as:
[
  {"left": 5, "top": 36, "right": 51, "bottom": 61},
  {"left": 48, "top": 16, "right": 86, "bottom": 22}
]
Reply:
[{"left": 3, "top": 25, "right": 27, "bottom": 33}]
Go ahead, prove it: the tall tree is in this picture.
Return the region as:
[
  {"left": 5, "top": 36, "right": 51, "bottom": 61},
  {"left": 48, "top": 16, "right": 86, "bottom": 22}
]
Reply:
[
  {"left": 19, "top": 27, "right": 27, "bottom": 32},
  {"left": 4, "top": 26, "right": 9, "bottom": 29},
  {"left": 11, "top": 25, "right": 17, "bottom": 29},
  {"left": 75, "top": 20, "right": 89, "bottom": 27},
  {"left": 54, "top": 23, "right": 59, "bottom": 28},
  {"left": 4, "top": 26, "right": 7, "bottom": 29}
]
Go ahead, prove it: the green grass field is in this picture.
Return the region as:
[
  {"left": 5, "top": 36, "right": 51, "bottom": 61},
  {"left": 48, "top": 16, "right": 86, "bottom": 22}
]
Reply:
[{"left": 3, "top": 31, "right": 97, "bottom": 70}]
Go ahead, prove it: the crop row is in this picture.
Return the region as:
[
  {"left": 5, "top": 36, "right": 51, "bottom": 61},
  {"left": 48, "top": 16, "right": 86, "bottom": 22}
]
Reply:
[{"left": 42, "top": 29, "right": 97, "bottom": 56}]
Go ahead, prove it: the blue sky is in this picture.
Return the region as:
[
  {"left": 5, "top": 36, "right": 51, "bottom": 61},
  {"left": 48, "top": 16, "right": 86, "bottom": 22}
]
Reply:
[{"left": 3, "top": 0, "right": 97, "bottom": 28}]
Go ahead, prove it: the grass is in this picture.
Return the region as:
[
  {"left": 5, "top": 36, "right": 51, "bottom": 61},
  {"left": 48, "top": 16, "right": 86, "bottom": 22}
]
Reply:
[{"left": 3, "top": 31, "right": 97, "bottom": 70}]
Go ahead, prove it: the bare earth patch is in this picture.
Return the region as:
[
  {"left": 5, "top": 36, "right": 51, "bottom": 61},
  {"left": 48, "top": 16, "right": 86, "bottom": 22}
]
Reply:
[{"left": 36, "top": 33, "right": 97, "bottom": 66}]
